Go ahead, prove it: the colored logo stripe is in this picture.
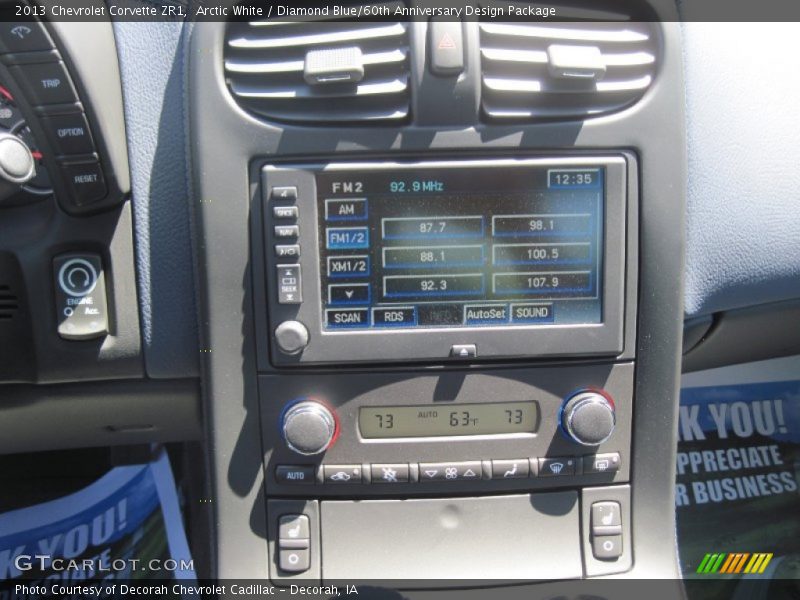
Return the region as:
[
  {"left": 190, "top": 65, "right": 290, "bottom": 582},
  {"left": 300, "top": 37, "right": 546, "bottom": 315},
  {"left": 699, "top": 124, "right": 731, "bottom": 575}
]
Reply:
[{"left": 697, "top": 553, "right": 774, "bottom": 575}]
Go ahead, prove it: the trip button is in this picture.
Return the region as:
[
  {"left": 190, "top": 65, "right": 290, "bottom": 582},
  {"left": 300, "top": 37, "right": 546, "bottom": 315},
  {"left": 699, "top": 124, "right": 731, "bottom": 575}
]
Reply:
[
  {"left": 40, "top": 112, "right": 94, "bottom": 156},
  {"left": 11, "top": 62, "right": 78, "bottom": 105},
  {"left": 0, "top": 21, "right": 54, "bottom": 54},
  {"left": 371, "top": 463, "right": 409, "bottom": 484},
  {"left": 323, "top": 465, "right": 363, "bottom": 484},
  {"left": 275, "top": 465, "right": 315, "bottom": 485},
  {"left": 61, "top": 161, "right": 107, "bottom": 207},
  {"left": 538, "top": 457, "right": 577, "bottom": 477}
]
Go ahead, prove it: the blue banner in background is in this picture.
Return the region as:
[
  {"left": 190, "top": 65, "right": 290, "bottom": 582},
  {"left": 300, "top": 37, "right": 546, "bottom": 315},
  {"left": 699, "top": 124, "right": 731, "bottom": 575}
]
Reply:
[
  {"left": 0, "top": 449, "right": 194, "bottom": 593},
  {"left": 677, "top": 379, "right": 800, "bottom": 598}
]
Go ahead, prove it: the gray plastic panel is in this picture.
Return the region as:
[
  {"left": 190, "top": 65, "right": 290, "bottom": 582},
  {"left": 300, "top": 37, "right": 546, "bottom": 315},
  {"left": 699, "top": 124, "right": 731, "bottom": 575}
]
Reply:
[
  {"left": 0, "top": 378, "right": 200, "bottom": 454},
  {"left": 683, "top": 299, "right": 800, "bottom": 372},
  {"left": 189, "top": 9, "right": 684, "bottom": 580},
  {"left": 320, "top": 492, "right": 581, "bottom": 583},
  {"left": 260, "top": 362, "right": 633, "bottom": 497}
]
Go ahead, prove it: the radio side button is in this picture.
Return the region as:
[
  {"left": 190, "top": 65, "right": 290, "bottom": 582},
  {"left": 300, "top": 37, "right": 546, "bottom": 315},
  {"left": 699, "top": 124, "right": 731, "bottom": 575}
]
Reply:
[
  {"left": 273, "top": 205, "right": 299, "bottom": 220},
  {"left": 275, "top": 244, "right": 301, "bottom": 259},
  {"left": 270, "top": 186, "right": 297, "bottom": 203},
  {"left": 277, "top": 265, "right": 302, "bottom": 304}
]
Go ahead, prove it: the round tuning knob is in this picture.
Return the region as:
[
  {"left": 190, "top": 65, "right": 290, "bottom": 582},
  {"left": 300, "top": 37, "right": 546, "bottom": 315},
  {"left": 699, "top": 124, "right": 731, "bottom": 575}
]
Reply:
[
  {"left": 560, "top": 389, "right": 616, "bottom": 447},
  {"left": 281, "top": 399, "right": 338, "bottom": 456}
]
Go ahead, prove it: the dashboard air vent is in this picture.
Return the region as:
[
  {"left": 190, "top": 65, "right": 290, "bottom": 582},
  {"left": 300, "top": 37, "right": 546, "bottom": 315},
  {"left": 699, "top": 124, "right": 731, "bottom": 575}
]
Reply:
[
  {"left": 224, "top": 16, "right": 411, "bottom": 125},
  {"left": 0, "top": 284, "right": 18, "bottom": 320},
  {"left": 479, "top": 21, "right": 656, "bottom": 121}
]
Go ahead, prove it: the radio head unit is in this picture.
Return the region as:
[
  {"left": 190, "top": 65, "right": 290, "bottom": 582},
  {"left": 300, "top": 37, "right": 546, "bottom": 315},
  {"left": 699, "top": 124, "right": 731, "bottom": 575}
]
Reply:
[{"left": 261, "top": 157, "right": 630, "bottom": 365}]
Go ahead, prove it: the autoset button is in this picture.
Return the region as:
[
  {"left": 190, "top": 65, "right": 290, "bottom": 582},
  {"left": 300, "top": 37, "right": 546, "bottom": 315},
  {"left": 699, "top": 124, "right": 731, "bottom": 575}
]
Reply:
[
  {"left": 40, "top": 112, "right": 94, "bottom": 156},
  {"left": 11, "top": 62, "right": 78, "bottom": 105},
  {"left": 463, "top": 304, "right": 509, "bottom": 325}
]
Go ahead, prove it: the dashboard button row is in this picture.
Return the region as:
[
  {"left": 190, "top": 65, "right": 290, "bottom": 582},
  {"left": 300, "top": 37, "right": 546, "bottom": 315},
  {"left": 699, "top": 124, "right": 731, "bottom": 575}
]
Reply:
[
  {"left": 276, "top": 453, "right": 620, "bottom": 485},
  {"left": 0, "top": 19, "right": 109, "bottom": 210}
]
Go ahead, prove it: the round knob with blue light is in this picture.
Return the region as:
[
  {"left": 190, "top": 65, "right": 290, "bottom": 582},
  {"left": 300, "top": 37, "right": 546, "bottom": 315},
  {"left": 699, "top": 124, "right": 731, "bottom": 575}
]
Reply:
[
  {"left": 281, "top": 399, "right": 338, "bottom": 456},
  {"left": 560, "top": 389, "right": 616, "bottom": 447}
]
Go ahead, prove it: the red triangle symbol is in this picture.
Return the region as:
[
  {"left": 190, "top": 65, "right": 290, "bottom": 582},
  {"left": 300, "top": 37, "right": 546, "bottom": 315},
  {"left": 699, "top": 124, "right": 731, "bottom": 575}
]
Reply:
[{"left": 438, "top": 32, "right": 457, "bottom": 50}]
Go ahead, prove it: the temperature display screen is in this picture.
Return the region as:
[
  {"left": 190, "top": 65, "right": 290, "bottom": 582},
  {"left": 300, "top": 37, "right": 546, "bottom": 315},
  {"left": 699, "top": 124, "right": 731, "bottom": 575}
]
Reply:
[
  {"left": 359, "top": 401, "right": 539, "bottom": 438},
  {"left": 317, "top": 164, "right": 604, "bottom": 330}
]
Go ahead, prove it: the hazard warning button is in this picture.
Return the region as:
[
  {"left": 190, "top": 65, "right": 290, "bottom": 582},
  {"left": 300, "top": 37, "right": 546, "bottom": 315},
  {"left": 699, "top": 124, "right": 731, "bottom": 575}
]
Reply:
[{"left": 429, "top": 20, "right": 464, "bottom": 76}]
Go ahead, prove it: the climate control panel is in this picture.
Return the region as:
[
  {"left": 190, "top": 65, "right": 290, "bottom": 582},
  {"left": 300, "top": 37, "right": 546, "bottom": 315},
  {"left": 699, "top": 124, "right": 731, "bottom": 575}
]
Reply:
[{"left": 259, "top": 362, "right": 633, "bottom": 497}]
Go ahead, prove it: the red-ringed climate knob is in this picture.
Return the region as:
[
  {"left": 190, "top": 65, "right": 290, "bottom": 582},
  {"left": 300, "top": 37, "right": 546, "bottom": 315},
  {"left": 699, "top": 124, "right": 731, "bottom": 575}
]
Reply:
[{"left": 561, "top": 390, "right": 616, "bottom": 447}]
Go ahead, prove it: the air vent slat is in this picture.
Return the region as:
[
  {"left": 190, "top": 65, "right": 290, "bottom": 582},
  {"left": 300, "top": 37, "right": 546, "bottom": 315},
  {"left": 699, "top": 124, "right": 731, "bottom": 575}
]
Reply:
[
  {"left": 230, "top": 23, "right": 406, "bottom": 50},
  {"left": 225, "top": 49, "right": 407, "bottom": 75},
  {"left": 480, "top": 22, "right": 648, "bottom": 43},
  {"left": 231, "top": 77, "right": 408, "bottom": 99},
  {"left": 225, "top": 15, "right": 410, "bottom": 125},
  {"left": 480, "top": 19, "right": 656, "bottom": 122}
]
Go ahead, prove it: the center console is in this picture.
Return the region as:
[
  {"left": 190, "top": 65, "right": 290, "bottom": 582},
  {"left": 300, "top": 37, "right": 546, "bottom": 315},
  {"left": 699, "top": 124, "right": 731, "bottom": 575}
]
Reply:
[
  {"left": 254, "top": 155, "right": 638, "bottom": 582},
  {"left": 189, "top": 5, "right": 685, "bottom": 589}
]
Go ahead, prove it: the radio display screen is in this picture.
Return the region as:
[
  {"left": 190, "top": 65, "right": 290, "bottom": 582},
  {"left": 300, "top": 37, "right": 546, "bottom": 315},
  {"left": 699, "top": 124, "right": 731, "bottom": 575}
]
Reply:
[
  {"left": 359, "top": 401, "right": 539, "bottom": 438},
  {"left": 316, "top": 164, "right": 604, "bottom": 330}
]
